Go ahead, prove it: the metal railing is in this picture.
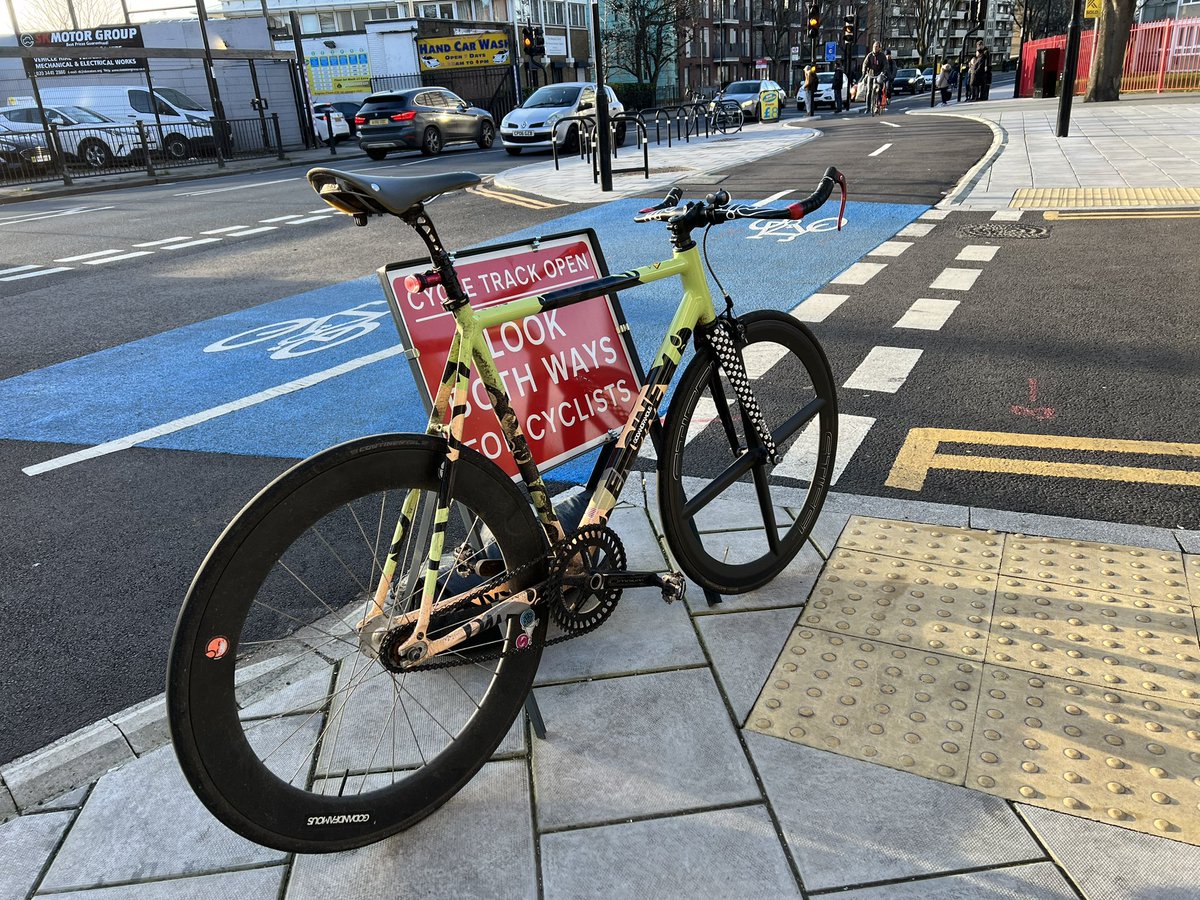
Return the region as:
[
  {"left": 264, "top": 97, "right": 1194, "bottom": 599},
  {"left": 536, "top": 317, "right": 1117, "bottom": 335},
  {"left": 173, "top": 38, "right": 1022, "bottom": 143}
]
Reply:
[
  {"left": 636, "top": 102, "right": 712, "bottom": 147},
  {"left": 0, "top": 114, "right": 289, "bottom": 188}
]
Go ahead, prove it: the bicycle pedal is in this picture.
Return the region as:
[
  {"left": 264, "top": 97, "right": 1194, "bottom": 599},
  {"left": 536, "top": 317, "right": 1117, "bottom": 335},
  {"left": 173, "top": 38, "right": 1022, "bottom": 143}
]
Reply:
[{"left": 659, "top": 572, "right": 685, "bottom": 604}]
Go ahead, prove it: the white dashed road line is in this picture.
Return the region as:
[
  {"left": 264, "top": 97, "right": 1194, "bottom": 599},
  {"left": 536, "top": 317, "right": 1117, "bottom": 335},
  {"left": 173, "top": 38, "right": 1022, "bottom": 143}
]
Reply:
[
  {"left": 777, "top": 413, "right": 877, "bottom": 485},
  {"left": 930, "top": 267, "right": 982, "bottom": 291},
  {"left": 831, "top": 262, "right": 886, "bottom": 285},
  {"left": 894, "top": 298, "right": 960, "bottom": 331},
  {"left": 957, "top": 244, "right": 999, "bottom": 262},
  {"left": 843, "top": 346, "right": 923, "bottom": 393},
  {"left": 159, "top": 237, "right": 222, "bottom": 250},
  {"left": 54, "top": 249, "right": 125, "bottom": 263},
  {"left": 83, "top": 251, "right": 153, "bottom": 265},
  {"left": 287, "top": 215, "right": 333, "bottom": 225},
  {"left": 991, "top": 209, "right": 1023, "bottom": 221},
  {"left": 868, "top": 240, "right": 911, "bottom": 257},
  {"left": 0, "top": 264, "right": 40, "bottom": 276},
  {"left": 260, "top": 214, "right": 303, "bottom": 223},
  {"left": 897, "top": 222, "right": 936, "bottom": 238},
  {"left": 751, "top": 190, "right": 795, "bottom": 207},
  {"left": 0, "top": 206, "right": 114, "bottom": 227},
  {"left": 201, "top": 225, "right": 251, "bottom": 234},
  {"left": 175, "top": 178, "right": 294, "bottom": 197},
  {"left": 920, "top": 209, "right": 951, "bottom": 220},
  {"left": 869, "top": 143, "right": 892, "bottom": 157},
  {"left": 133, "top": 236, "right": 192, "bottom": 247},
  {"left": 792, "top": 293, "right": 848, "bottom": 322},
  {"left": 225, "top": 226, "right": 278, "bottom": 237},
  {"left": 880, "top": 120, "right": 901, "bottom": 128},
  {"left": 1, "top": 266, "right": 73, "bottom": 281}
]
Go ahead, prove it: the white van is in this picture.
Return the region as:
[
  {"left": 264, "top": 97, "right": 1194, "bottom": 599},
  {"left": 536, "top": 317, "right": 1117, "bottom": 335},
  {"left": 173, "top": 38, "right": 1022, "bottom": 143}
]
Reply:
[{"left": 35, "top": 85, "right": 217, "bottom": 161}]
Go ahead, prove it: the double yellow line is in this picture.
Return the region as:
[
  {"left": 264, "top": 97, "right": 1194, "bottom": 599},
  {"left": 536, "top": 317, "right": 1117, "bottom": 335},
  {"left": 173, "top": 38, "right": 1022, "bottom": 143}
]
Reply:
[
  {"left": 1044, "top": 209, "right": 1200, "bottom": 220},
  {"left": 467, "top": 184, "right": 563, "bottom": 210}
]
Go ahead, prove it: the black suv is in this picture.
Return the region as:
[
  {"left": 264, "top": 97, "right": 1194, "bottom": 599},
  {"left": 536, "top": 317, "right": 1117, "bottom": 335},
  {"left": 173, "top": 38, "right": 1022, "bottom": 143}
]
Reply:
[{"left": 356, "top": 88, "right": 495, "bottom": 160}]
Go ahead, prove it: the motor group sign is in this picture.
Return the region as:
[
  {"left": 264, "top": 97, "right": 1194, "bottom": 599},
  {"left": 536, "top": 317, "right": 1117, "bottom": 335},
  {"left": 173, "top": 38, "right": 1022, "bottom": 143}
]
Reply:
[
  {"left": 416, "top": 31, "right": 510, "bottom": 71},
  {"left": 19, "top": 25, "right": 147, "bottom": 77},
  {"left": 382, "top": 233, "right": 642, "bottom": 477}
]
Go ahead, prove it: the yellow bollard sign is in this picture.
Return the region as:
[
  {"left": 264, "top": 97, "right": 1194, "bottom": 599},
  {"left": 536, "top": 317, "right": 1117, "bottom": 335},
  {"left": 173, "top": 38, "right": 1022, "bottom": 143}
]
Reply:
[{"left": 759, "top": 89, "right": 781, "bottom": 122}]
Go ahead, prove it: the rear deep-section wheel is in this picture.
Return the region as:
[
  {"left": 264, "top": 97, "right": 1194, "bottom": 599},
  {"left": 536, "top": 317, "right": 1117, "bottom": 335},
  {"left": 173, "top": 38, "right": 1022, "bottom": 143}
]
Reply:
[
  {"left": 167, "top": 434, "right": 548, "bottom": 853},
  {"left": 658, "top": 311, "right": 837, "bottom": 594}
]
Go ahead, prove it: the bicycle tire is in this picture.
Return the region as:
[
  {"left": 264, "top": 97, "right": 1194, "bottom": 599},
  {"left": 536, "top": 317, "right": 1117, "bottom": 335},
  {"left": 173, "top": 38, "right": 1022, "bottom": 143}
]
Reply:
[
  {"left": 657, "top": 311, "right": 837, "bottom": 594},
  {"left": 167, "top": 433, "right": 548, "bottom": 853}
]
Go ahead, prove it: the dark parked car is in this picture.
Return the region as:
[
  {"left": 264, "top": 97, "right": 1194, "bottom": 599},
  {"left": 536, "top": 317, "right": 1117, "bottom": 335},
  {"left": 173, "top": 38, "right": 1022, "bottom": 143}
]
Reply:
[
  {"left": 0, "top": 126, "right": 54, "bottom": 178},
  {"left": 892, "top": 68, "right": 928, "bottom": 94},
  {"left": 328, "top": 100, "right": 365, "bottom": 136},
  {"left": 355, "top": 88, "right": 494, "bottom": 160}
]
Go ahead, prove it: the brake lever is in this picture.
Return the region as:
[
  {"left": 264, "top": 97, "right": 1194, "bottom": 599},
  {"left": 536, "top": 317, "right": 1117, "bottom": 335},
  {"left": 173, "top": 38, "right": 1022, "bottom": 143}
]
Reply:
[{"left": 637, "top": 186, "right": 683, "bottom": 215}]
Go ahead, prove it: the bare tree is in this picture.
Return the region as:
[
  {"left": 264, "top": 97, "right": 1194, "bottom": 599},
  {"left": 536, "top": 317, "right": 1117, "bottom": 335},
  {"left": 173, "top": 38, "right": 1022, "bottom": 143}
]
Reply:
[
  {"left": 1084, "top": 0, "right": 1136, "bottom": 101},
  {"left": 914, "top": 0, "right": 954, "bottom": 64},
  {"left": 1014, "top": 0, "right": 1072, "bottom": 42},
  {"left": 14, "top": 0, "right": 127, "bottom": 31},
  {"left": 606, "top": 0, "right": 698, "bottom": 90},
  {"left": 759, "top": 0, "right": 804, "bottom": 88}
]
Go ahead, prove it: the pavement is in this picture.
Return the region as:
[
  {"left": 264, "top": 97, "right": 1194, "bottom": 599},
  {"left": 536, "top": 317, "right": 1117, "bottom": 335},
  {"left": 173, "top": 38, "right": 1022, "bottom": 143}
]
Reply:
[{"left": 3, "top": 92, "right": 1200, "bottom": 899}]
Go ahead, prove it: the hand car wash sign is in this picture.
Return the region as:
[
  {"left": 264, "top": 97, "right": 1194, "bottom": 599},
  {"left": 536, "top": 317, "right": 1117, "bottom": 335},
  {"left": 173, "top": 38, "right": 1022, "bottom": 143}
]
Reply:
[
  {"left": 20, "top": 26, "right": 147, "bottom": 77},
  {"left": 416, "top": 31, "right": 510, "bottom": 71}
]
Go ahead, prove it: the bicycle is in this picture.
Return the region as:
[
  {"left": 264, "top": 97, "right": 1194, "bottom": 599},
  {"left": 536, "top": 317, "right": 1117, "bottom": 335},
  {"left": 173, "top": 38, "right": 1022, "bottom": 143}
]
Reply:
[
  {"left": 167, "top": 163, "right": 847, "bottom": 853},
  {"left": 708, "top": 99, "right": 744, "bottom": 134}
]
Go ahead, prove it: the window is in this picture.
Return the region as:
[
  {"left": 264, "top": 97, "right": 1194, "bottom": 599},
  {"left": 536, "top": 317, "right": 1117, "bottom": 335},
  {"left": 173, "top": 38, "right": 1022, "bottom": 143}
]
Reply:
[
  {"left": 300, "top": 13, "right": 319, "bottom": 32},
  {"left": 337, "top": 10, "right": 355, "bottom": 30},
  {"left": 419, "top": 2, "right": 455, "bottom": 17},
  {"left": 318, "top": 12, "right": 336, "bottom": 32},
  {"left": 544, "top": 0, "right": 565, "bottom": 25},
  {"left": 568, "top": 1, "right": 587, "bottom": 27},
  {"left": 702, "top": 27, "right": 709, "bottom": 57},
  {"left": 353, "top": 10, "right": 370, "bottom": 28},
  {"left": 129, "top": 90, "right": 155, "bottom": 114}
]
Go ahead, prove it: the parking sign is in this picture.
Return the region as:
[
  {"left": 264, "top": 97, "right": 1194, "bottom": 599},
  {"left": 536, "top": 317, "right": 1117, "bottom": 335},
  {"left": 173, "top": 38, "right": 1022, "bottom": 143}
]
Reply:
[{"left": 825, "top": 41, "right": 838, "bottom": 62}]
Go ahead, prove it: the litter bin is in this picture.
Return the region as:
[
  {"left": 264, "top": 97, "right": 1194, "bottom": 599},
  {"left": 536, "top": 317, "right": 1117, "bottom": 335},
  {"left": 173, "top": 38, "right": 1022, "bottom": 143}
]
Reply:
[{"left": 1033, "top": 48, "right": 1063, "bottom": 99}]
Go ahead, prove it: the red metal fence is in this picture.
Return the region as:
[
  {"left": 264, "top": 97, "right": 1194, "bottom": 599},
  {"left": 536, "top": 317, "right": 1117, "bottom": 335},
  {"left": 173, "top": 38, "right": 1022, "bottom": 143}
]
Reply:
[{"left": 1018, "top": 18, "right": 1200, "bottom": 97}]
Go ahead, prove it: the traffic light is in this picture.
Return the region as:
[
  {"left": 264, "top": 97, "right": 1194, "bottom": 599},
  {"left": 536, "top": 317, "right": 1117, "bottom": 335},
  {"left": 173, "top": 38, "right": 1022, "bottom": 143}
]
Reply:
[
  {"left": 532, "top": 25, "right": 546, "bottom": 57},
  {"left": 521, "top": 25, "right": 534, "bottom": 57},
  {"left": 842, "top": 14, "right": 855, "bottom": 44},
  {"left": 969, "top": 0, "right": 988, "bottom": 26},
  {"left": 807, "top": 5, "right": 820, "bottom": 41}
]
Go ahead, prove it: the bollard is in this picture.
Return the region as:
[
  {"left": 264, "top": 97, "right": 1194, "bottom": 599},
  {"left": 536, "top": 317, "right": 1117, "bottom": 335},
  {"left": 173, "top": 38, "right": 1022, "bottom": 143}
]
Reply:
[
  {"left": 325, "top": 112, "right": 337, "bottom": 156},
  {"left": 135, "top": 119, "right": 155, "bottom": 176},
  {"left": 47, "top": 124, "right": 72, "bottom": 187},
  {"left": 272, "top": 113, "right": 285, "bottom": 160}
]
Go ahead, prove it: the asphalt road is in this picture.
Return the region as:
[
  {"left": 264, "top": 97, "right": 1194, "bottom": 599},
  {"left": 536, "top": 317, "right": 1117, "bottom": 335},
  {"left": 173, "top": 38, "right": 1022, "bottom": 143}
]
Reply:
[{"left": 3, "top": 80, "right": 1194, "bottom": 766}]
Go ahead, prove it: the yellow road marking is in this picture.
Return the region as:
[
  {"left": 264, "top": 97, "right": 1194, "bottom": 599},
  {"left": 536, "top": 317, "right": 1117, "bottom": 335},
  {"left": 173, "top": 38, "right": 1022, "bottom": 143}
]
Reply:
[
  {"left": 466, "top": 185, "right": 563, "bottom": 209},
  {"left": 1012, "top": 187, "right": 1200, "bottom": 208},
  {"left": 1044, "top": 209, "right": 1200, "bottom": 220},
  {"left": 886, "top": 428, "right": 1200, "bottom": 491}
]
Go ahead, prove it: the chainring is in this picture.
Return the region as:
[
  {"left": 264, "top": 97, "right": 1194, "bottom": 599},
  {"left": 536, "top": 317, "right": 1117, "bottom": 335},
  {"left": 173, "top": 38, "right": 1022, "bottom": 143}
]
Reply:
[{"left": 548, "top": 525, "right": 627, "bottom": 633}]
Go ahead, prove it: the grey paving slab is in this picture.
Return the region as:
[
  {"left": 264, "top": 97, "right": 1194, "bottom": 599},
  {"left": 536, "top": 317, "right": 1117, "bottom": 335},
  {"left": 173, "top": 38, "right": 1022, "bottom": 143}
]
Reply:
[
  {"left": 745, "top": 733, "right": 1044, "bottom": 891},
  {"left": 683, "top": 543, "right": 824, "bottom": 614},
  {"left": 534, "top": 585, "right": 706, "bottom": 684},
  {"left": 540, "top": 805, "right": 800, "bottom": 900},
  {"left": 1019, "top": 804, "right": 1200, "bottom": 900},
  {"left": 39, "top": 720, "right": 314, "bottom": 890},
  {"left": 1176, "top": 529, "right": 1200, "bottom": 553},
  {"left": 969, "top": 506, "right": 1180, "bottom": 551},
  {"left": 696, "top": 607, "right": 799, "bottom": 722},
  {"left": 606, "top": 504, "right": 668, "bottom": 572},
  {"left": 46, "top": 867, "right": 287, "bottom": 899},
  {"left": 289, "top": 760, "right": 535, "bottom": 900},
  {"left": 1, "top": 720, "right": 132, "bottom": 811},
  {"left": 832, "top": 862, "right": 1078, "bottom": 900},
  {"left": 0, "top": 810, "right": 72, "bottom": 900},
  {"left": 531, "top": 668, "right": 760, "bottom": 830},
  {"left": 824, "top": 491, "right": 971, "bottom": 528},
  {"left": 30, "top": 784, "right": 90, "bottom": 813},
  {"left": 0, "top": 778, "right": 14, "bottom": 822},
  {"left": 108, "top": 695, "right": 169, "bottom": 758}
]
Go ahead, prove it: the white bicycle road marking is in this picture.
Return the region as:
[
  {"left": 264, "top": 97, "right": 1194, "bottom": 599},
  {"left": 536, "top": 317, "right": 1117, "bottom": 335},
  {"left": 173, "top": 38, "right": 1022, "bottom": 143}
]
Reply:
[
  {"left": 204, "top": 301, "right": 391, "bottom": 359},
  {"left": 743, "top": 215, "right": 847, "bottom": 243}
]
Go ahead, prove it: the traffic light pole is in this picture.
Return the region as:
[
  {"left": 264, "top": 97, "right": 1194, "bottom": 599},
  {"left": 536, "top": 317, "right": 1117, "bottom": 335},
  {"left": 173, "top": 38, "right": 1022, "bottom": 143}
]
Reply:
[{"left": 591, "top": 1, "right": 612, "bottom": 192}]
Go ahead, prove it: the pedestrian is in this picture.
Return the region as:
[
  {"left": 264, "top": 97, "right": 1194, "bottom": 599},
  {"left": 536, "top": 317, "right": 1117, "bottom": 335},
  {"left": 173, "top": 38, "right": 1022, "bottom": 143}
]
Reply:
[
  {"left": 968, "top": 49, "right": 982, "bottom": 101},
  {"left": 804, "top": 64, "right": 818, "bottom": 117},
  {"left": 832, "top": 61, "right": 845, "bottom": 113},
  {"left": 976, "top": 39, "right": 993, "bottom": 100},
  {"left": 936, "top": 63, "right": 951, "bottom": 105}
]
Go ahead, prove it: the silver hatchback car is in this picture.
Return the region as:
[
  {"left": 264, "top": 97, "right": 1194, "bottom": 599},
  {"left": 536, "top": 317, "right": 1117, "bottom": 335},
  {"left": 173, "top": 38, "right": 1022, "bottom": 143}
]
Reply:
[
  {"left": 499, "top": 82, "right": 625, "bottom": 155},
  {"left": 716, "top": 79, "right": 785, "bottom": 121}
]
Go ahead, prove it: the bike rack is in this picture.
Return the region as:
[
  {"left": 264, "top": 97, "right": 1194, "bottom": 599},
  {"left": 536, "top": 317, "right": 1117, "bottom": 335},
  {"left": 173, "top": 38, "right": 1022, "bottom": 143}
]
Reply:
[
  {"left": 591, "top": 113, "right": 648, "bottom": 183},
  {"left": 551, "top": 114, "right": 597, "bottom": 171}
]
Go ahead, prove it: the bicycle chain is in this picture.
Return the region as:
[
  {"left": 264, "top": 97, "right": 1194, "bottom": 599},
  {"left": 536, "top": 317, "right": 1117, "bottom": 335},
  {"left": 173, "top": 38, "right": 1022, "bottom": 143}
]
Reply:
[{"left": 387, "top": 528, "right": 609, "bottom": 673}]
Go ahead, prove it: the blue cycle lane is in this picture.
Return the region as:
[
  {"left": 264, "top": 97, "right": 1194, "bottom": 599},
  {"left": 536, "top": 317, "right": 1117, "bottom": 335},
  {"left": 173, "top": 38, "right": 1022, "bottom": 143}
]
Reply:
[{"left": 1, "top": 197, "right": 925, "bottom": 484}]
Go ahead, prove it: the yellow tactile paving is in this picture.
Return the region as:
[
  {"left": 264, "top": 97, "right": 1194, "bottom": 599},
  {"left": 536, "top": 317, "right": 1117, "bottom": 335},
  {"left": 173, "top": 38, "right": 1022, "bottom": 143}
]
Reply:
[
  {"left": 801, "top": 549, "right": 996, "bottom": 660},
  {"left": 967, "top": 666, "right": 1200, "bottom": 842},
  {"left": 1001, "top": 535, "right": 1190, "bottom": 605},
  {"left": 1187, "top": 555, "right": 1200, "bottom": 607},
  {"left": 748, "top": 628, "right": 982, "bottom": 784},
  {"left": 836, "top": 516, "right": 1005, "bottom": 573},
  {"left": 749, "top": 518, "right": 1200, "bottom": 846},
  {"left": 989, "top": 579, "right": 1200, "bottom": 704},
  {"left": 1012, "top": 187, "right": 1200, "bottom": 209}
]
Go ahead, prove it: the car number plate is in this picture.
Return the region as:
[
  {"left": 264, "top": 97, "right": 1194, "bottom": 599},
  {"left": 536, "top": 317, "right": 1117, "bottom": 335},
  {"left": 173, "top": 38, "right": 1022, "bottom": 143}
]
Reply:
[
  {"left": 370, "top": 118, "right": 388, "bottom": 126},
  {"left": 513, "top": 130, "right": 534, "bottom": 137}
]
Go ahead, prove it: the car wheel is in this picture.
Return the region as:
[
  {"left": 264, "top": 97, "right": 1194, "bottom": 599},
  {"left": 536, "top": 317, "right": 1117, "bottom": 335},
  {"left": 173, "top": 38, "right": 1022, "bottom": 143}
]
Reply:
[
  {"left": 78, "top": 138, "right": 114, "bottom": 170},
  {"left": 366, "top": 148, "right": 388, "bottom": 161},
  {"left": 614, "top": 122, "right": 626, "bottom": 147},
  {"left": 162, "top": 134, "right": 190, "bottom": 162},
  {"left": 477, "top": 120, "right": 495, "bottom": 149},
  {"left": 420, "top": 126, "right": 442, "bottom": 156},
  {"left": 753, "top": 104, "right": 761, "bottom": 121},
  {"left": 505, "top": 147, "right": 521, "bottom": 156}
]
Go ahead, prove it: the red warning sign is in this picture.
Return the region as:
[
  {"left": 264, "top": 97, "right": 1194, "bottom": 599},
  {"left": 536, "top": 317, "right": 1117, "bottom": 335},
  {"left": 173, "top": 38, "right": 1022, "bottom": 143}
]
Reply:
[{"left": 382, "top": 232, "right": 642, "bottom": 477}]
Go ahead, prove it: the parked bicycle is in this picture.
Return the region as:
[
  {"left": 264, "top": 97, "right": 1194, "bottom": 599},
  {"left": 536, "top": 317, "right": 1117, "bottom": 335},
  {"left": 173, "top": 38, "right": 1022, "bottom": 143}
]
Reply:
[
  {"left": 708, "top": 99, "right": 745, "bottom": 134},
  {"left": 168, "top": 163, "right": 847, "bottom": 853}
]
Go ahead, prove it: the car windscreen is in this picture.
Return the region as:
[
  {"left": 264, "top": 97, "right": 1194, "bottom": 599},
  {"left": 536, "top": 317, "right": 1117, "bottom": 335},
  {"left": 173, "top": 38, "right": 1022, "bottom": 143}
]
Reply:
[
  {"left": 359, "top": 95, "right": 410, "bottom": 113},
  {"left": 817, "top": 73, "right": 833, "bottom": 83},
  {"left": 155, "top": 88, "right": 208, "bottom": 111},
  {"left": 57, "top": 106, "right": 111, "bottom": 124},
  {"left": 726, "top": 81, "right": 761, "bottom": 94},
  {"left": 896, "top": 69, "right": 919, "bottom": 78},
  {"left": 521, "top": 86, "right": 581, "bottom": 109}
]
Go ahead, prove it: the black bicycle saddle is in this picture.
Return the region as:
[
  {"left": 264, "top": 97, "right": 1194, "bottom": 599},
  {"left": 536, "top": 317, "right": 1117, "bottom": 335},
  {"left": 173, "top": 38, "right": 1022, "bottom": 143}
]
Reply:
[{"left": 307, "top": 167, "right": 481, "bottom": 219}]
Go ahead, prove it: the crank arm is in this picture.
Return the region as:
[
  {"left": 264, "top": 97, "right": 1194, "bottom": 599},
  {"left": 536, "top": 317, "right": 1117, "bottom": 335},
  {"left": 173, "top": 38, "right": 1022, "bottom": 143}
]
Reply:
[{"left": 401, "top": 589, "right": 540, "bottom": 667}]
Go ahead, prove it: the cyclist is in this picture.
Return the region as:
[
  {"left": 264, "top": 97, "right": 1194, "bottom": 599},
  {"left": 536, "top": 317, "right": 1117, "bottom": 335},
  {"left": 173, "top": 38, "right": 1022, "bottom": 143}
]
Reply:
[{"left": 862, "top": 41, "right": 887, "bottom": 115}]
